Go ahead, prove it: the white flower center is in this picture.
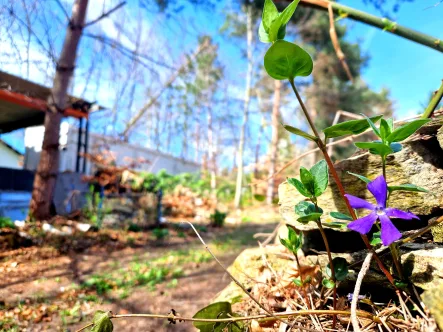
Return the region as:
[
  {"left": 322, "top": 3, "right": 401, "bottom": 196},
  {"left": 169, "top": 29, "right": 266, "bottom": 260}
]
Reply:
[{"left": 375, "top": 207, "right": 385, "bottom": 216}]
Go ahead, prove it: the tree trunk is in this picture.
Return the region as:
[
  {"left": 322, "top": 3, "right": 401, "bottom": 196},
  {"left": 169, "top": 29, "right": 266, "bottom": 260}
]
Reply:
[
  {"left": 29, "top": 0, "right": 89, "bottom": 220},
  {"left": 234, "top": 4, "right": 253, "bottom": 209},
  {"left": 207, "top": 109, "right": 217, "bottom": 200},
  {"left": 266, "top": 80, "right": 281, "bottom": 205}
]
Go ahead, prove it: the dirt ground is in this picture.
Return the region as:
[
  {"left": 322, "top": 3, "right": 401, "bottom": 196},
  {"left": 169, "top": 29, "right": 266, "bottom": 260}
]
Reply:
[{"left": 0, "top": 221, "right": 278, "bottom": 332}]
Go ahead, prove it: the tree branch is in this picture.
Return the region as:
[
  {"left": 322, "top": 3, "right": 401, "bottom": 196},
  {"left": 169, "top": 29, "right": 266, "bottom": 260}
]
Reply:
[{"left": 84, "top": 1, "right": 126, "bottom": 27}]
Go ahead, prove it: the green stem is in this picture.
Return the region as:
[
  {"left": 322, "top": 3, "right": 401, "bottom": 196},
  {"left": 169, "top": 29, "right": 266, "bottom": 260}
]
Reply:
[
  {"left": 289, "top": 78, "right": 396, "bottom": 286},
  {"left": 381, "top": 156, "right": 404, "bottom": 280},
  {"left": 422, "top": 80, "right": 443, "bottom": 118},
  {"left": 300, "top": 0, "right": 443, "bottom": 54}
]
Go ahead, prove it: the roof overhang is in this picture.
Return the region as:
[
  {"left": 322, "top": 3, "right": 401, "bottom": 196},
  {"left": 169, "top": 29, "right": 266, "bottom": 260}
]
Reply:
[{"left": 0, "top": 71, "right": 101, "bottom": 134}]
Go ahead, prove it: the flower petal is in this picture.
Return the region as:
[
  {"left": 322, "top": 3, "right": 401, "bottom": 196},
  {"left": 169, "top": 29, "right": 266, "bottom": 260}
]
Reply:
[
  {"left": 379, "top": 214, "right": 402, "bottom": 246},
  {"left": 347, "top": 212, "right": 377, "bottom": 235},
  {"left": 344, "top": 194, "right": 375, "bottom": 210},
  {"left": 385, "top": 208, "right": 419, "bottom": 220},
  {"left": 367, "top": 175, "right": 388, "bottom": 208}
]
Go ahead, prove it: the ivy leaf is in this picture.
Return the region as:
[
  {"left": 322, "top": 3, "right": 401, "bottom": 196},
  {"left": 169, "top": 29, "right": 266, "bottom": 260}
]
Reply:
[
  {"left": 261, "top": 0, "right": 279, "bottom": 31},
  {"left": 370, "top": 231, "right": 382, "bottom": 246},
  {"left": 323, "top": 115, "right": 383, "bottom": 139},
  {"left": 310, "top": 160, "right": 329, "bottom": 197},
  {"left": 283, "top": 124, "right": 317, "bottom": 142},
  {"left": 330, "top": 212, "right": 353, "bottom": 221},
  {"left": 298, "top": 213, "right": 322, "bottom": 223},
  {"left": 361, "top": 114, "right": 381, "bottom": 138},
  {"left": 258, "top": 21, "right": 271, "bottom": 43},
  {"left": 347, "top": 172, "right": 371, "bottom": 184},
  {"left": 293, "top": 277, "right": 303, "bottom": 287},
  {"left": 193, "top": 302, "right": 242, "bottom": 332},
  {"left": 268, "top": 0, "right": 300, "bottom": 42},
  {"left": 322, "top": 278, "right": 335, "bottom": 289},
  {"left": 379, "top": 119, "right": 391, "bottom": 141},
  {"left": 326, "top": 257, "right": 349, "bottom": 281},
  {"left": 287, "top": 178, "right": 311, "bottom": 198},
  {"left": 264, "top": 40, "right": 313, "bottom": 80},
  {"left": 300, "top": 167, "right": 315, "bottom": 196},
  {"left": 388, "top": 184, "right": 429, "bottom": 194},
  {"left": 91, "top": 311, "right": 113, "bottom": 332},
  {"left": 280, "top": 226, "right": 303, "bottom": 253},
  {"left": 386, "top": 119, "right": 431, "bottom": 143},
  {"left": 295, "top": 201, "right": 322, "bottom": 224},
  {"left": 354, "top": 141, "right": 393, "bottom": 157}
]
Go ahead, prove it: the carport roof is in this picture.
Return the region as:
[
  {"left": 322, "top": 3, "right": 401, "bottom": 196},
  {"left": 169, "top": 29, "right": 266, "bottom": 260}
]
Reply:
[{"left": 0, "top": 71, "right": 99, "bottom": 133}]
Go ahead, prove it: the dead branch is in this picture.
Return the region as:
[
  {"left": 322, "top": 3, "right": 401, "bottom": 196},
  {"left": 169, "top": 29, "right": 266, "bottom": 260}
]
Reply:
[
  {"left": 351, "top": 252, "right": 373, "bottom": 332},
  {"left": 84, "top": 1, "right": 126, "bottom": 27}
]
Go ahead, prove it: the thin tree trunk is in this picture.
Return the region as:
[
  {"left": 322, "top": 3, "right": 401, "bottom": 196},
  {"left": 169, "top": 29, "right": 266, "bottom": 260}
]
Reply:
[
  {"left": 207, "top": 109, "right": 217, "bottom": 200},
  {"left": 266, "top": 80, "right": 281, "bottom": 205},
  {"left": 234, "top": 4, "right": 253, "bottom": 209},
  {"left": 29, "top": 0, "right": 89, "bottom": 220},
  {"left": 254, "top": 117, "right": 265, "bottom": 179}
]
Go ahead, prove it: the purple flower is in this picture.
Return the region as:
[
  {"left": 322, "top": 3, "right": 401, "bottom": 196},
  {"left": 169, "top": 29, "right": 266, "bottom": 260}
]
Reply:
[{"left": 345, "top": 175, "right": 419, "bottom": 246}]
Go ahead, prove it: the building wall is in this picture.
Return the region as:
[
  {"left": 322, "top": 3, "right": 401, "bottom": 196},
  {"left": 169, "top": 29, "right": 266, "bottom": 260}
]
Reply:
[
  {"left": 24, "top": 125, "right": 201, "bottom": 175},
  {"left": 0, "top": 141, "right": 21, "bottom": 169}
]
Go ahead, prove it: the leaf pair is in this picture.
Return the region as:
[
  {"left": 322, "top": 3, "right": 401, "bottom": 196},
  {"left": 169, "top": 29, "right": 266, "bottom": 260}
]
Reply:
[
  {"left": 259, "top": 0, "right": 300, "bottom": 43},
  {"left": 294, "top": 201, "right": 323, "bottom": 224},
  {"left": 288, "top": 160, "right": 329, "bottom": 199},
  {"left": 354, "top": 115, "right": 431, "bottom": 157},
  {"left": 347, "top": 172, "right": 429, "bottom": 194},
  {"left": 322, "top": 257, "right": 349, "bottom": 288},
  {"left": 280, "top": 225, "right": 303, "bottom": 254}
]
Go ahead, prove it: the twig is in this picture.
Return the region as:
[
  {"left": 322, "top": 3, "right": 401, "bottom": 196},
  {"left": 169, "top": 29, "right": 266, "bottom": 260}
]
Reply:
[
  {"left": 351, "top": 252, "right": 373, "bottom": 332},
  {"left": 422, "top": 80, "right": 443, "bottom": 118},
  {"left": 185, "top": 221, "right": 290, "bottom": 325},
  {"left": 84, "top": 2, "right": 126, "bottom": 27},
  {"left": 54, "top": 0, "right": 70, "bottom": 21},
  {"left": 327, "top": 4, "right": 354, "bottom": 82}
]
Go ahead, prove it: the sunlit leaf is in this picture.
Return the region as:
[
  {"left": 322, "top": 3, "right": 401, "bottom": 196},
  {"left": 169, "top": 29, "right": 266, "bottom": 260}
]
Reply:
[
  {"left": 388, "top": 184, "right": 429, "bottom": 193},
  {"left": 193, "top": 302, "right": 243, "bottom": 332},
  {"left": 283, "top": 124, "right": 317, "bottom": 141},
  {"left": 91, "top": 311, "right": 113, "bottom": 332},
  {"left": 258, "top": 21, "right": 271, "bottom": 43},
  {"left": 330, "top": 212, "right": 353, "bottom": 221},
  {"left": 261, "top": 0, "right": 279, "bottom": 31},
  {"left": 264, "top": 40, "right": 313, "bottom": 80},
  {"left": 310, "top": 160, "right": 328, "bottom": 197},
  {"left": 300, "top": 167, "right": 315, "bottom": 196},
  {"left": 379, "top": 119, "right": 391, "bottom": 141},
  {"left": 287, "top": 178, "right": 311, "bottom": 198},
  {"left": 354, "top": 141, "right": 393, "bottom": 157},
  {"left": 347, "top": 172, "right": 371, "bottom": 184},
  {"left": 370, "top": 231, "right": 382, "bottom": 246},
  {"left": 322, "top": 278, "right": 335, "bottom": 289},
  {"left": 268, "top": 0, "right": 300, "bottom": 42},
  {"left": 386, "top": 119, "right": 431, "bottom": 143},
  {"left": 361, "top": 113, "right": 381, "bottom": 138},
  {"left": 323, "top": 115, "right": 383, "bottom": 139}
]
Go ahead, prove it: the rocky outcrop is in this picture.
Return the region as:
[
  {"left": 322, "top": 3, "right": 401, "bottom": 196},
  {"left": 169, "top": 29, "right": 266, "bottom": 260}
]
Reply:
[{"left": 278, "top": 119, "right": 443, "bottom": 250}]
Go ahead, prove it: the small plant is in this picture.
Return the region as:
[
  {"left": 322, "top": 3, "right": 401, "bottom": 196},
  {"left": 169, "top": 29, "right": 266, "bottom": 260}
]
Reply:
[
  {"left": 152, "top": 227, "right": 169, "bottom": 240},
  {"left": 210, "top": 210, "right": 227, "bottom": 227},
  {"left": 0, "top": 217, "right": 15, "bottom": 229}
]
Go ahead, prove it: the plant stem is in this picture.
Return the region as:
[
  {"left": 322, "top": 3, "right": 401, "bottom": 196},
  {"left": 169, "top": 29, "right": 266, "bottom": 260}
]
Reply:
[
  {"left": 294, "top": 251, "right": 310, "bottom": 308},
  {"left": 422, "top": 80, "right": 443, "bottom": 118},
  {"left": 299, "top": 0, "right": 443, "bottom": 54},
  {"left": 382, "top": 155, "right": 404, "bottom": 280},
  {"left": 289, "top": 79, "right": 396, "bottom": 286},
  {"left": 316, "top": 219, "right": 337, "bottom": 326}
]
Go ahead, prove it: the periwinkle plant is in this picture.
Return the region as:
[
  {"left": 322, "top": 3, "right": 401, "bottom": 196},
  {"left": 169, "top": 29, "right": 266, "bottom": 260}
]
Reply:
[{"left": 262, "top": 0, "right": 431, "bottom": 306}]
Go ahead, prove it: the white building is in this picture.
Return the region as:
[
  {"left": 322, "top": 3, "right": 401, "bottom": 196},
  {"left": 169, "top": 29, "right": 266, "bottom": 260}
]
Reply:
[
  {"left": 24, "top": 124, "right": 201, "bottom": 175},
  {"left": 0, "top": 139, "right": 22, "bottom": 169}
]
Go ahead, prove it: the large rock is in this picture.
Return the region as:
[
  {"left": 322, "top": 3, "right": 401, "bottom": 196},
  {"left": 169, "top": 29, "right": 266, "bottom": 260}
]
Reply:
[{"left": 279, "top": 119, "right": 443, "bottom": 251}]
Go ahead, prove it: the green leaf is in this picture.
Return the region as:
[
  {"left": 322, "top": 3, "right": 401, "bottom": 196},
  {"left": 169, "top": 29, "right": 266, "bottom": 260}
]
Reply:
[
  {"left": 261, "top": 0, "right": 279, "bottom": 31},
  {"left": 91, "top": 311, "right": 113, "bottom": 332},
  {"left": 298, "top": 212, "right": 322, "bottom": 223},
  {"left": 283, "top": 124, "right": 317, "bottom": 142},
  {"left": 254, "top": 194, "right": 266, "bottom": 202},
  {"left": 193, "top": 302, "right": 241, "bottom": 332},
  {"left": 361, "top": 114, "right": 381, "bottom": 138},
  {"left": 264, "top": 40, "right": 313, "bottom": 80},
  {"left": 390, "top": 142, "right": 403, "bottom": 153},
  {"left": 379, "top": 119, "right": 391, "bottom": 141},
  {"left": 258, "top": 21, "right": 271, "bottom": 43},
  {"left": 386, "top": 118, "right": 394, "bottom": 132},
  {"left": 394, "top": 280, "right": 409, "bottom": 289},
  {"left": 347, "top": 172, "right": 371, "bottom": 184},
  {"left": 330, "top": 212, "right": 353, "bottom": 221},
  {"left": 287, "top": 178, "right": 311, "bottom": 198},
  {"left": 324, "top": 221, "right": 349, "bottom": 229},
  {"left": 310, "top": 160, "right": 329, "bottom": 197},
  {"left": 300, "top": 167, "right": 315, "bottom": 196},
  {"left": 388, "top": 184, "right": 429, "bottom": 194},
  {"left": 386, "top": 119, "right": 431, "bottom": 143},
  {"left": 295, "top": 201, "right": 322, "bottom": 223},
  {"left": 354, "top": 142, "right": 393, "bottom": 157},
  {"left": 281, "top": 226, "right": 303, "bottom": 252},
  {"left": 326, "top": 257, "right": 349, "bottom": 281},
  {"left": 293, "top": 277, "right": 303, "bottom": 287},
  {"left": 323, "top": 115, "right": 383, "bottom": 139},
  {"left": 370, "top": 231, "right": 382, "bottom": 246},
  {"left": 322, "top": 278, "right": 335, "bottom": 289},
  {"left": 268, "top": 0, "right": 300, "bottom": 42}
]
